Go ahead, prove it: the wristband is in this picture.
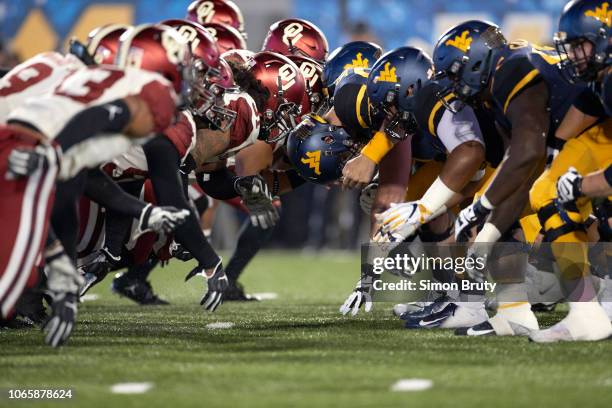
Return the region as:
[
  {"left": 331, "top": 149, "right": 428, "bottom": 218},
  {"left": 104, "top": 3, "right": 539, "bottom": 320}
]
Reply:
[
  {"left": 480, "top": 194, "right": 495, "bottom": 210},
  {"left": 474, "top": 222, "right": 502, "bottom": 243},
  {"left": 361, "top": 131, "right": 394, "bottom": 164},
  {"left": 419, "top": 177, "right": 458, "bottom": 222}
]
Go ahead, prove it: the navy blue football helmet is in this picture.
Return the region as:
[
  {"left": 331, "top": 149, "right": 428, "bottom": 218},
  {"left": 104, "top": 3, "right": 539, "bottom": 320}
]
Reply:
[
  {"left": 366, "top": 46, "right": 433, "bottom": 139},
  {"left": 555, "top": 0, "right": 612, "bottom": 82},
  {"left": 287, "top": 115, "right": 358, "bottom": 184},
  {"left": 322, "top": 41, "right": 383, "bottom": 98},
  {"left": 432, "top": 20, "right": 506, "bottom": 105}
]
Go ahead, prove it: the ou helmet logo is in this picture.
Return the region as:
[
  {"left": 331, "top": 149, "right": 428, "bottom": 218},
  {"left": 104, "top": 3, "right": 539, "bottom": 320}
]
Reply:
[
  {"left": 176, "top": 25, "right": 201, "bottom": 51},
  {"left": 282, "top": 22, "right": 303, "bottom": 46},
  {"left": 197, "top": 1, "right": 216, "bottom": 23},
  {"left": 161, "top": 30, "right": 185, "bottom": 64},
  {"left": 299, "top": 61, "right": 319, "bottom": 87},
  {"left": 205, "top": 27, "right": 218, "bottom": 40},
  {"left": 278, "top": 64, "right": 296, "bottom": 91}
]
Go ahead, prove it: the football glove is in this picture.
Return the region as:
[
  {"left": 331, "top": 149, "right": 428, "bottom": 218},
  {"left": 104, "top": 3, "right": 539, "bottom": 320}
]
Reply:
[
  {"left": 43, "top": 250, "right": 83, "bottom": 347},
  {"left": 556, "top": 167, "right": 583, "bottom": 204},
  {"left": 373, "top": 202, "right": 421, "bottom": 244},
  {"left": 234, "top": 175, "right": 280, "bottom": 229},
  {"left": 135, "top": 204, "right": 190, "bottom": 237},
  {"left": 455, "top": 199, "right": 491, "bottom": 242},
  {"left": 339, "top": 274, "right": 374, "bottom": 316},
  {"left": 359, "top": 181, "right": 378, "bottom": 215},
  {"left": 7, "top": 145, "right": 50, "bottom": 178},
  {"left": 169, "top": 241, "right": 194, "bottom": 262},
  {"left": 42, "top": 291, "right": 79, "bottom": 348},
  {"left": 463, "top": 243, "right": 490, "bottom": 283},
  {"left": 185, "top": 260, "right": 228, "bottom": 312}
]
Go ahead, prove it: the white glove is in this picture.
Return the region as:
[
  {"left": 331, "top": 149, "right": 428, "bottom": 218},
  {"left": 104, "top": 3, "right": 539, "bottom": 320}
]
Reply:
[
  {"left": 556, "top": 167, "right": 583, "bottom": 204},
  {"left": 135, "top": 204, "right": 190, "bottom": 237},
  {"left": 339, "top": 275, "right": 374, "bottom": 316},
  {"left": 359, "top": 182, "right": 378, "bottom": 215},
  {"left": 235, "top": 175, "right": 280, "bottom": 229},
  {"left": 373, "top": 202, "right": 421, "bottom": 243}
]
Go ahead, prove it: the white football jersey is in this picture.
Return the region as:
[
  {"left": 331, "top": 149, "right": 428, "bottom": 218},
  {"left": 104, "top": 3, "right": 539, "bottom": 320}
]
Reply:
[
  {"left": 204, "top": 91, "right": 260, "bottom": 163},
  {"left": 0, "top": 52, "right": 84, "bottom": 122},
  {"left": 8, "top": 65, "right": 178, "bottom": 139}
]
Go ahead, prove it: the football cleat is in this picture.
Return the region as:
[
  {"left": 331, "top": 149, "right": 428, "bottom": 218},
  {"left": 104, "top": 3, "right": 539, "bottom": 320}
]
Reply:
[
  {"left": 223, "top": 282, "right": 258, "bottom": 302},
  {"left": 393, "top": 302, "right": 429, "bottom": 317},
  {"left": 111, "top": 273, "right": 169, "bottom": 306},
  {"left": 529, "top": 302, "right": 612, "bottom": 343},
  {"left": 78, "top": 248, "right": 121, "bottom": 297},
  {"left": 455, "top": 321, "right": 496, "bottom": 336},
  {"left": 404, "top": 302, "right": 459, "bottom": 329},
  {"left": 399, "top": 295, "right": 452, "bottom": 321}
]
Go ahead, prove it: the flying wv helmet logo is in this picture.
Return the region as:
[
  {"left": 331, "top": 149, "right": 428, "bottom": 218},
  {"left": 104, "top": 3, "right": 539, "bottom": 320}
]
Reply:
[
  {"left": 343, "top": 52, "right": 369, "bottom": 69},
  {"left": 445, "top": 30, "right": 473, "bottom": 53},
  {"left": 375, "top": 62, "right": 397, "bottom": 83},
  {"left": 301, "top": 150, "right": 321, "bottom": 175},
  {"left": 584, "top": 2, "right": 612, "bottom": 27}
]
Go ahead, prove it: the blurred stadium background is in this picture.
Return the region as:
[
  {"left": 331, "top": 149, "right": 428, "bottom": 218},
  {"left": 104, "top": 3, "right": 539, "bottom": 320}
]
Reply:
[{"left": 0, "top": 0, "right": 568, "bottom": 251}]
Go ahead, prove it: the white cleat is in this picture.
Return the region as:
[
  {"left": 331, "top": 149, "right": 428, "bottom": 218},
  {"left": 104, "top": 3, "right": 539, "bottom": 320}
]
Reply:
[
  {"left": 439, "top": 303, "right": 488, "bottom": 329},
  {"left": 597, "top": 276, "right": 612, "bottom": 321},
  {"left": 529, "top": 302, "right": 612, "bottom": 343},
  {"left": 456, "top": 302, "right": 539, "bottom": 336}
]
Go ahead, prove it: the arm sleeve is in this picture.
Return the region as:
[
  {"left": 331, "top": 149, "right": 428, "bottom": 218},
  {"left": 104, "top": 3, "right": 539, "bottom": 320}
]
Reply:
[
  {"left": 143, "top": 136, "right": 220, "bottom": 269},
  {"left": 55, "top": 99, "right": 131, "bottom": 151},
  {"left": 436, "top": 103, "right": 484, "bottom": 153},
  {"left": 196, "top": 168, "right": 240, "bottom": 200},
  {"left": 84, "top": 168, "right": 146, "bottom": 218}
]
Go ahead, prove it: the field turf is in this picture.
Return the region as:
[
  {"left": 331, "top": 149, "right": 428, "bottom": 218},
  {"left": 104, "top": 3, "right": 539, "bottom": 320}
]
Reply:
[{"left": 1, "top": 251, "right": 612, "bottom": 407}]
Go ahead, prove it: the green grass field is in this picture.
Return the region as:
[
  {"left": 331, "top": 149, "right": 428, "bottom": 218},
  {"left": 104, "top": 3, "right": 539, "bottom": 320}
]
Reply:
[{"left": 1, "top": 251, "right": 612, "bottom": 408}]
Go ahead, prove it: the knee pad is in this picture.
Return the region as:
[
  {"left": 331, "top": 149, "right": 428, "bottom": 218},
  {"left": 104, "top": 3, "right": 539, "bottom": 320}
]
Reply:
[{"left": 537, "top": 201, "right": 586, "bottom": 242}]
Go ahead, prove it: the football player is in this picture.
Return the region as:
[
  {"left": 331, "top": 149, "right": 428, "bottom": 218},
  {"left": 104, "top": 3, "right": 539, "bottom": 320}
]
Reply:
[
  {"left": 525, "top": 0, "right": 612, "bottom": 341},
  {"left": 0, "top": 24, "right": 201, "bottom": 346},
  {"left": 433, "top": 19, "right": 611, "bottom": 341}
]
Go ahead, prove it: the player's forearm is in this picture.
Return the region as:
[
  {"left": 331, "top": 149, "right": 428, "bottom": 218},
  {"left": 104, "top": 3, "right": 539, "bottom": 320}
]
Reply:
[
  {"left": 581, "top": 167, "right": 612, "bottom": 198},
  {"left": 439, "top": 141, "right": 485, "bottom": 192},
  {"left": 84, "top": 168, "right": 146, "bottom": 218}
]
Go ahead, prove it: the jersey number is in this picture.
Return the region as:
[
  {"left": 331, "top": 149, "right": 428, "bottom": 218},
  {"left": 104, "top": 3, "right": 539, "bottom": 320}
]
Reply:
[
  {"left": 0, "top": 63, "right": 53, "bottom": 97},
  {"left": 55, "top": 68, "right": 125, "bottom": 104}
]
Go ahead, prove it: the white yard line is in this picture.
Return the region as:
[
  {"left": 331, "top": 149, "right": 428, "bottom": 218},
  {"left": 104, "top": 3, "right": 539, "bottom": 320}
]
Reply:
[
  {"left": 110, "top": 382, "right": 154, "bottom": 394},
  {"left": 390, "top": 379, "right": 433, "bottom": 392}
]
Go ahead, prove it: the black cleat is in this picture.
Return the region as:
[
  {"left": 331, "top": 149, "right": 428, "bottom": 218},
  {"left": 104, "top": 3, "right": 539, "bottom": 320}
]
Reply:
[
  {"left": 223, "top": 282, "right": 258, "bottom": 302},
  {"left": 79, "top": 248, "right": 121, "bottom": 297},
  {"left": 14, "top": 287, "right": 47, "bottom": 325},
  {"left": 111, "top": 273, "right": 169, "bottom": 305}
]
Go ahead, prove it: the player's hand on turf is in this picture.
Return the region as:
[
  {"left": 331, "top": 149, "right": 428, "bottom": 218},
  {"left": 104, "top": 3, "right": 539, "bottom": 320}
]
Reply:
[
  {"left": 234, "top": 175, "right": 280, "bottom": 229},
  {"left": 187, "top": 260, "right": 228, "bottom": 312},
  {"left": 136, "top": 203, "right": 190, "bottom": 237},
  {"left": 42, "top": 291, "right": 78, "bottom": 347},
  {"left": 455, "top": 199, "right": 491, "bottom": 242},
  {"left": 342, "top": 153, "right": 376, "bottom": 190},
  {"left": 7, "top": 145, "right": 49, "bottom": 178},
  {"left": 373, "top": 202, "right": 421, "bottom": 243},
  {"left": 556, "top": 167, "right": 583, "bottom": 204},
  {"left": 359, "top": 180, "right": 379, "bottom": 215},
  {"left": 339, "top": 275, "right": 374, "bottom": 316}
]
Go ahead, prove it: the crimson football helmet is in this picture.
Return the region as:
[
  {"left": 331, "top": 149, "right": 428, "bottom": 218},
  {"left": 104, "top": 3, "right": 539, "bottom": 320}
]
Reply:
[
  {"left": 116, "top": 24, "right": 192, "bottom": 96},
  {"left": 69, "top": 24, "right": 130, "bottom": 65},
  {"left": 200, "top": 22, "right": 247, "bottom": 54},
  {"left": 186, "top": 0, "right": 247, "bottom": 38},
  {"left": 261, "top": 18, "right": 328, "bottom": 63},
  {"left": 221, "top": 48, "right": 254, "bottom": 65},
  {"left": 286, "top": 55, "right": 325, "bottom": 114},
  {"left": 202, "top": 58, "right": 238, "bottom": 130},
  {"left": 247, "top": 51, "right": 308, "bottom": 144}
]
